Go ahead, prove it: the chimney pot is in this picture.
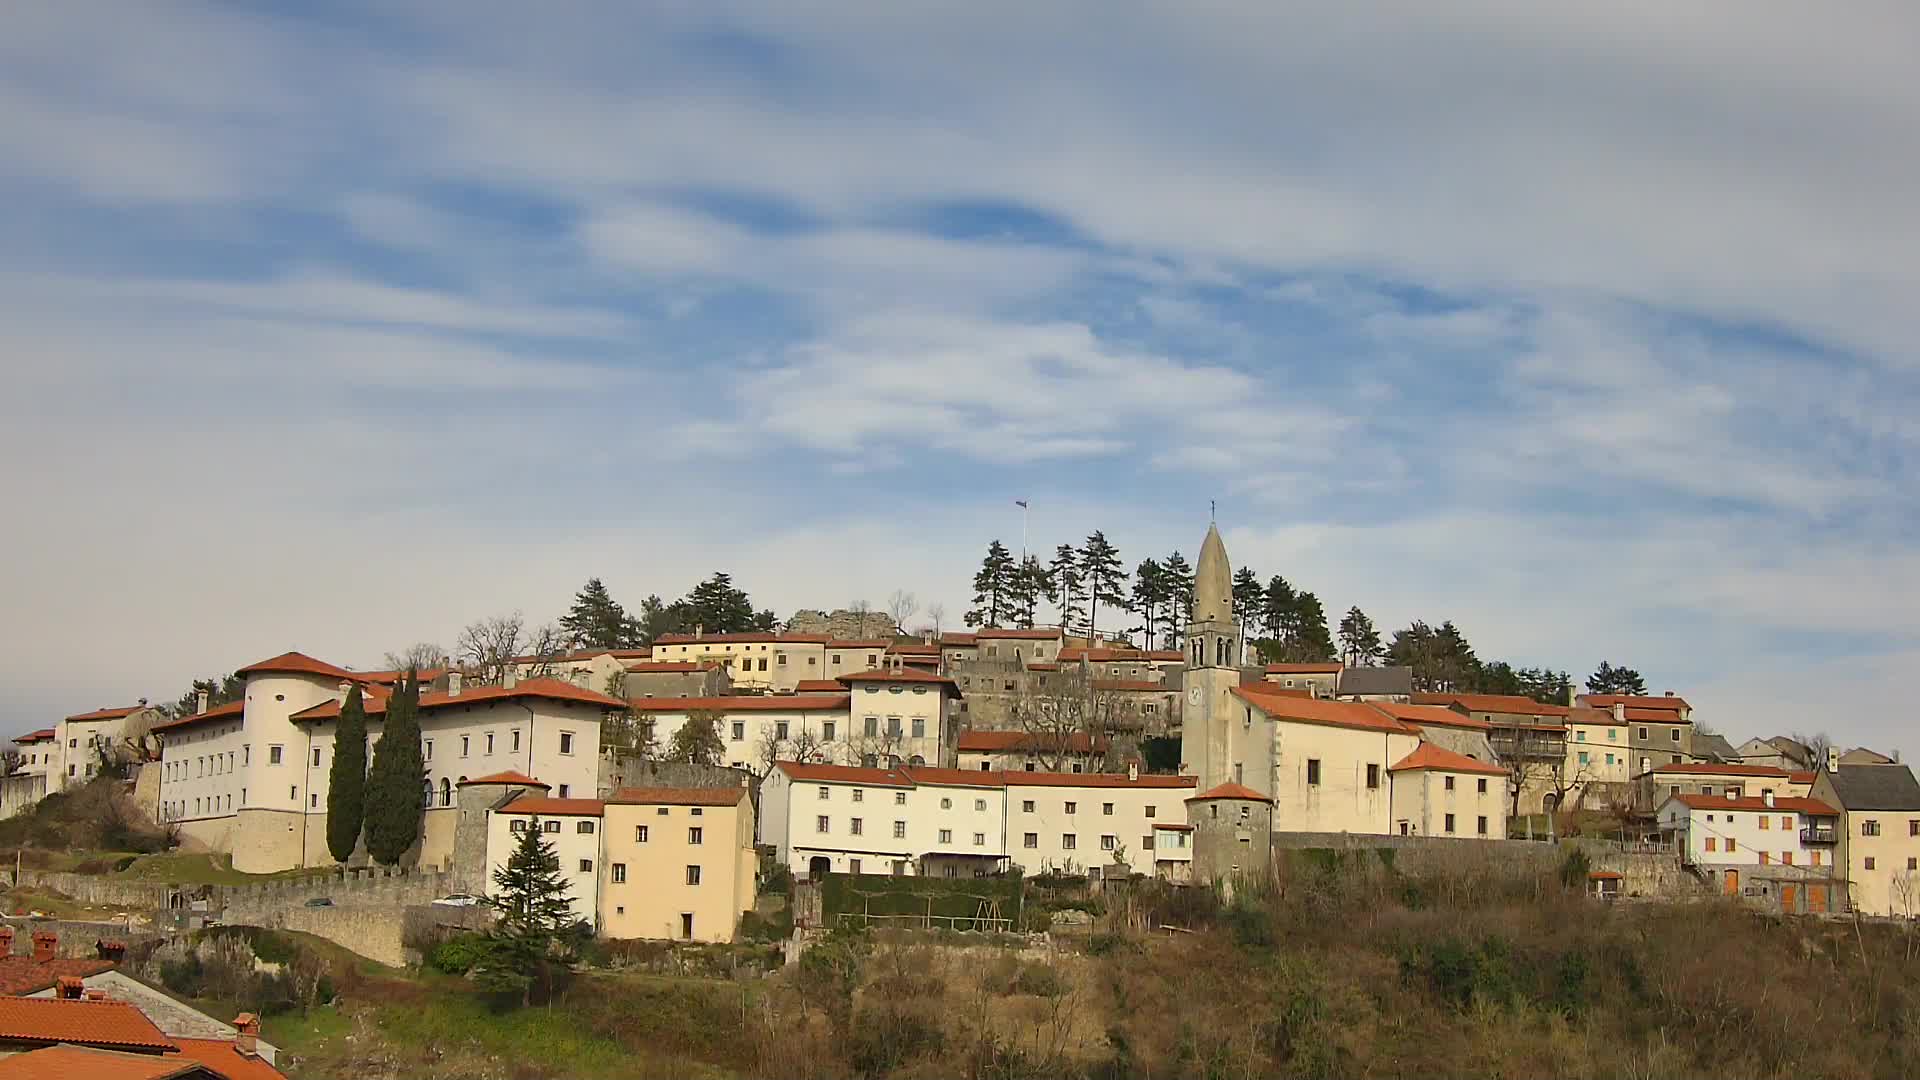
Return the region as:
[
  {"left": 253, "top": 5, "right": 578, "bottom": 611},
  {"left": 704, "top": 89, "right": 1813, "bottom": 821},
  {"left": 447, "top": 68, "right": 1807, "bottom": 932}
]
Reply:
[
  {"left": 1764, "top": 790, "right": 1775, "bottom": 807},
  {"left": 196, "top": 690, "right": 210, "bottom": 714},
  {"left": 32, "top": 931, "right": 57, "bottom": 963},
  {"left": 0, "top": 926, "right": 16, "bottom": 953},
  {"left": 83, "top": 988, "right": 107, "bottom": 1001},
  {"left": 1726, "top": 789, "right": 1736, "bottom": 801},
  {"left": 55, "top": 976, "right": 83, "bottom": 999},
  {"left": 137, "top": 697, "right": 147, "bottom": 707},
  {"left": 1127, "top": 761, "right": 1139, "bottom": 781},
  {"left": 448, "top": 671, "right": 463, "bottom": 697},
  {"left": 503, "top": 667, "right": 518, "bottom": 690},
  {"left": 233, "top": 1013, "right": 260, "bottom": 1058},
  {"left": 1665, "top": 690, "right": 1676, "bottom": 697}
]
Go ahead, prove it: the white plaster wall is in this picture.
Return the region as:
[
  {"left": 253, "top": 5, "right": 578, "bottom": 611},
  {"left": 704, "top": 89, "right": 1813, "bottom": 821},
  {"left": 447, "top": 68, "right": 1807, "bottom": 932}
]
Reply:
[
  {"left": 1269, "top": 721, "right": 1418, "bottom": 835},
  {"left": 487, "top": 808, "right": 602, "bottom": 927}
]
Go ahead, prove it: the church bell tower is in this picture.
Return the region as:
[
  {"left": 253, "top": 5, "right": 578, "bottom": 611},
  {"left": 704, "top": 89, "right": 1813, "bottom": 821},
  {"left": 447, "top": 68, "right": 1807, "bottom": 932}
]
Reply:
[{"left": 1179, "top": 523, "right": 1245, "bottom": 792}]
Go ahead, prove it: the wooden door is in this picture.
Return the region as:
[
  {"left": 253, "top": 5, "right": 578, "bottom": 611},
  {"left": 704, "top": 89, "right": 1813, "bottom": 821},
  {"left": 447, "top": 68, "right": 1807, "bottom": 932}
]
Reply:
[
  {"left": 1781, "top": 884, "right": 1796, "bottom": 912},
  {"left": 1810, "top": 885, "right": 1828, "bottom": 913},
  {"left": 1724, "top": 869, "right": 1740, "bottom": 896}
]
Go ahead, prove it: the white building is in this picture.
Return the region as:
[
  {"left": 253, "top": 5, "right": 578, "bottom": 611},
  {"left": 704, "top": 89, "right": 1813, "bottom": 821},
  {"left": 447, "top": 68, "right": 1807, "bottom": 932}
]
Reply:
[
  {"left": 1386, "top": 742, "right": 1509, "bottom": 839},
  {"left": 487, "top": 795, "right": 606, "bottom": 928},
  {"left": 630, "top": 693, "right": 852, "bottom": 773},
  {"left": 761, "top": 760, "right": 1196, "bottom": 879},
  {"left": 1658, "top": 791, "right": 1842, "bottom": 879}
]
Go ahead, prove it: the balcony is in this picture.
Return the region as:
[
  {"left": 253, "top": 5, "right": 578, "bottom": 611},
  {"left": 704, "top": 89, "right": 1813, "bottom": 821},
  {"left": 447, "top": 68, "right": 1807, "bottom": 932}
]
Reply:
[{"left": 1800, "top": 826, "right": 1838, "bottom": 845}]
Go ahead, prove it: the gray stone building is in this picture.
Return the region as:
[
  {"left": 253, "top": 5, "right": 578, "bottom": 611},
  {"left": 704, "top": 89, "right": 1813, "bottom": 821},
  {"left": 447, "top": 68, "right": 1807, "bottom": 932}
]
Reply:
[{"left": 1185, "top": 782, "right": 1273, "bottom": 889}]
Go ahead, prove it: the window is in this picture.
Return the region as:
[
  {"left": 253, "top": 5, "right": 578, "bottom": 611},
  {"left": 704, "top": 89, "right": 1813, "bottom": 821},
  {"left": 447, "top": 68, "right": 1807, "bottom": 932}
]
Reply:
[
  {"left": 758, "top": 658, "right": 767, "bottom": 671},
  {"left": 511, "top": 730, "right": 521, "bottom": 752},
  {"left": 1726, "top": 837, "right": 1736, "bottom": 852},
  {"left": 1023, "top": 800, "right": 1035, "bottom": 813},
  {"left": 1477, "top": 816, "right": 1488, "bottom": 835},
  {"left": 848, "top": 859, "right": 860, "bottom": 874},
  {"left": 1811, "top": 850, "right": 1822, "bottom": 866},
  {"left": 894, "top": 791, "right": 907, "bottom": 806},
  {"left": 818, "top": 786, "right": 831, "bottom": 800},
  {"left": 312, "top": 747, "right": 322, "bottom": 767},
  {"left": 310, "top": 793, "right": 319, "bottom": 808},
  {"left": 1444, "top": 814, "right": 1456, "bottom": 834},
  {"left": 1103, "top": 802, "right": 1115, "bottom": 815},
  {"left": 1578, "top": 752, "right": 1590, "bottom": 765},
  {"left": 887, "top": 717, "right": 902, "bottom": 736},
  {"left": 1910, "top": 857, "right": 1918, "bottom": 872},
  {"left": 543, "top": 820, "right": 560, "bottom": 833},
  {"left": 1864, "top": 820, "right": 1882, "bottom": 837},
  {"left": 1307, "top": 759, "right": 1321, "bottom": 785},
  {"left": 1638, "top": 728, "right": 1648, "bottom": 740},
  {"left": 1911, "top": 820, "right": 1919, "bottom": 837},
  {"left": 940, "top": 797, "right": 952, "bottom": 809},
  {"left": 1062, "top": 834, "right": 1077, "bottom": 850},
  {"left": 1145, "top": 805, "right": 1157, "bottom": 817},
  {"left": 1367, "top": 764, "right": 1380, "bottom": 789},
  {"left": 577, "top": 821, "right": 595, "bottom": 834},
  {"left": 777, "top": 653, "right": 787, "bottom": 667},
  {"left": 1670, "top": 728, "right": 1680, "bottom": 741},
  {"left": 850, "top": 818, "right": 863, "bottom": 836},
  {"left": 893, "top": 821, "right": 906, "bottom": 838},
  {"left": 1101, "top": 835, "right": 1117, "bottom": 851},
  {"left": 864, "top": 716, "right": 879, "bottom": 737},
  {"left": 1759, "top": 816, "right": 1770, "bottom": 830},
  {"left": 685, "top": 865, "right": 702, "bottom": 886},
  {"left": 579, "top": 859, "right": 594, "bottom": 873},
  {"left": 852, "top": 789, "right": 863, "bottom": 803},
  {"left": 912, "top": 718, "right": 925, "bottom": 738},
  {"left": 269, "top": 745, "right": 283, "bottom": 765},
  {"left": 816, "top": 815, "right": 830, "bottom": 833},
  {"left": 1760, "top": 852, "right": 1771, "bottom": 865},
  {"left": 486, "top": 733, "right": 495, "bottom": 755},
  {"left": 975, "top": 798, "right": 987, "bottom": 812},
  {"left": 776, "top": 721, "right": 789, "bottom": 741},
  {"left": 244, "top": 746, "right": 250, "bottom": 766},
  {"left": 973, "top": 832, "right": 985, "bottom": 846},
  {"left": 1605, "top": 753, "right": 1615, "bottom": 765},
  {"left": 611, "top": 864, "right": 626, "bottom": 883},
  {"left": 689, "top": 827, "right": 703, "bottom": 844},
  {"left": 939, "top": 829, "right": 952, "bottom": 844},
  {"left": 1865, "top": 856, "right": 1877, "bottom": 871},
  {"left": 656, "top": 807, "right": 669, "bottom": 815},
  {"left": 1783, "top": 852, "right": 1794, "bottom": 865},
  {"left": 1065, "top": 802, "right": 1077, "bottom": 815},
  {"left": 461, "top": 736, "right": 470, "bottom": 758},
  {"left": 559, "top": 732, "right": 574, "bottom": 755},
  {"left": 635, "top": 825, "right": 649, "bottom": 842},
  {"left": 732, "top": 722, "right": 745, "bottom": 741},
  {"left": 558, "top": 784, "right": 570, "bottom": 798},
  {"left": 1024, "top": 833, "right": 1038, "bottom": 848},
  {"left": 289, "top": 785, "right": 297, "bottom": 800},
  {"left": 823, "top": 722, "right": 836, "bottom": 742},
  {"left": 1577, "top": 731, "right": 1587, "bottom": 743}
]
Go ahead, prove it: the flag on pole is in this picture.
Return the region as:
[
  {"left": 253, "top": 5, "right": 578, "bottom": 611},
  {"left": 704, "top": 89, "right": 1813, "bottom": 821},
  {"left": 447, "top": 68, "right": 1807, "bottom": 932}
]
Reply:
[{"left": 1014, "top": 499, "right": 1028, "bottom": 508}]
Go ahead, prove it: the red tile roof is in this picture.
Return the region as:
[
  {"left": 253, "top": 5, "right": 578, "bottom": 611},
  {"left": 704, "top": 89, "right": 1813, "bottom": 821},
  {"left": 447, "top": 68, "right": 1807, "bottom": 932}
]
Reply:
[
  {"left": 900, "top": 766, "right": 1007, "bottom": 788},
  {"left": 1025, "top": 662, "right": 1061, "bottom": 672},
  {"left": 1153, "top": 822, "right": 1195, "bottom": 832},
  {"left": 1651, "top": 762, "right": 1789, "bottom": 778},
  {"left": 1264, "top": 663, "right": 1343, "bottom": 675},
  {"left": 775, "top": 761, "right": 913, "bottom": 786},
  {"left": 1622, "top": 707, "right": 1692, "bottom": 724},
  {"left": 886, "top": 642, "right": 940, "bottom": 656},
  {"left": 234, "top": 651, "right": 356, "bottom": 681},
  {"left": 1254, "top": 687, "right": 1312, "bottom": 698},
  {"left": 1233, "top": 687, "right": 1418, "bottom": 735},
  {"left": 837, "top": 669, "right": 959, "bottom": 691},
  {"left": 1412, "top": 692, "right": 1571, "bottom": 717},
  {"left": 1059, "top": 647, "right": 1179, "bottom": 664},
  {"left": 1187, "top": 781, "right": 1272, "bottom": 803},
  {"left": 653, "top": 632, "right": 834, "bottom": 645},
  {"left": 793, "top": 679, "right": 846, "bottom": 693},
  {"left": 148, "top": 699, "right": 245, "bottom": 734},
  {"left": 1586, "top": 694, "right": 1691, "bottom": 712},
  {"left": 169, "top": 1037, "right": 289, "bottom": 1080},
  {"left": 1366, "top": 702, "right": 1492, "bottom": 731},
  {"left": 0, "top": 1046, "right": 214, "bottom": 1080},
  {"left": 291, "top": 678, "right": 624, "bottom": 722},
  {"left": 12, "top": 729, "right": 55, "bottom": 744},
  {"left": 456, "top": 771, "right": 548, "bottom": 788},
  {"left": 623, "top": 661, "right": 715, "bottom": 673},
  {"left": 607, "top": 787, "right": 748, "bottom": 807},
  {"left": 973, "top": 629, "right": 1063, "bottom": 640},
  {"left": 0, "top": 956, "right": 115, "bottom": 996},
  {"left": 1666, "top": 793, "right": 1838, "bottom": 815},
  {"left": 826, "top": 640, "right": 893, "bottom": 650},
  {"left": 63, "top": 707, "right": 148, "bottom": 723},
  {"left": 774, "top": 760, "right": 1193, "bottom": 790},
  {"left": 625, "top": 694, "right": 850, "bottom": 713},
  {"left": 1788, "top": 771, "right": 1817, "bottom": 785},
  {"left": 500, "top": 796, "right": 605, "bottom": 817},
  {"left": 351, "top": 668, "right": 448, "bottom": 686},
  {"left": 1389, "top": 743, "right": 1506, "bottom": 776},
  {"left": 940, "top": 634, "right": 978, "bottom": 647},
  {"left": 1000, "top": 771, "right": 1196, "bottom": 790},
  {"left": 956, "top": 730, "right": 1109, "bottom": 754},
  {"left": 0, "top": 996, "right": 175, "bottom": 1051}
]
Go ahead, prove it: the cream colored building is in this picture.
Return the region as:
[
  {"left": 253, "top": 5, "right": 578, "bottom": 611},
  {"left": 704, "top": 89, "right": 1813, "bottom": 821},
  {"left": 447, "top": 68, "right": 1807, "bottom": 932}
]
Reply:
[
  {"left": 1809, "top": 764, "right": 1920, "bottom": 918},
  {"left": 1565, "top": 707, "right": 1633, "bottom": 785},
  {"left": 1387, "top": 743, "right": 1508, "bottom": 839},
  {"left": 1, "top": 729, "right": 56, "bottom": 816},
  {"left": 1236, "top": 688, "right": 1422, "bottom": 834},
  {"left": 599, "top": 787, "right": 756, "bottom": 943},
  {"left": 628, "top": 693, "right": 853, "bottom": 776},
  {"left": 647, "top": 633, "right": 847, "bottom": 693},
  {"left": 487, "top": 796, "right": 606, "bottom": 928},
  {"left": 1261, "top": 663, "right": 1342, "bottom": 698}
]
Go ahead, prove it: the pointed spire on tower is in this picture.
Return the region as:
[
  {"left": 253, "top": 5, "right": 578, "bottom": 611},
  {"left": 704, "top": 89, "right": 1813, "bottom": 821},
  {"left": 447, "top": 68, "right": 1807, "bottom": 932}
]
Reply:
[{"left": 1193, "top": 523, "right": 1233, "bottom": 625}]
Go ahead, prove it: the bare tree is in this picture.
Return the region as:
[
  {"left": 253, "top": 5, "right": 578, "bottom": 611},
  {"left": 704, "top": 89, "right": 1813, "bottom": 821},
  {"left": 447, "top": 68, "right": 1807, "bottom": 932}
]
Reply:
[
  {"left": 848, "top": 599, "right": 881, "bottom": 638},
  {"left": 752, "top": 722, "right": 831, "bottom": 778},
  {"left": 1791, "top": 731, "right": 1834, "bottom": 770},
  {"left": 383, "top": 642, "right": 446, "bottom": 672},
  {"left": 1009, "top": 667, "right": 1120, "bottom": 772},
  {"left": 926, "top": 602, "right": 946, "bottom": 638},
  {"left": 519, "top": 622, "right": 572, "bottom": 681},
  {"left": 846, "top": 721, "right": 909, "bottom": 769},
  {"left": 0, "top": 750, "right": 20, "bottom": 777},
  {"left": 598, "top": 671, "right": 657, "bottom": 761},
  {"left": 887, "top": 590, "right": 918, "bottom": 635},
  {"left": 457, "top": 612, "right": 527, "bottom": 685}
]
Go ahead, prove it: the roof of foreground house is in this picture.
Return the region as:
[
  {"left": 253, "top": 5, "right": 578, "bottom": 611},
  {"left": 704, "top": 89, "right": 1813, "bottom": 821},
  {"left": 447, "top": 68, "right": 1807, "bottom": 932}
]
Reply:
[
  {"left": 12, "top": 729, "right": 55, "bottom": 744},
  {"left": 0, "top": 1045, "right": 214, "bottom": 1079},
  {"left": 836, "top": 668, "right": 960, "bottom": 691},
  {"left": 1585, "top": 693, "right": 1691, "bottom": 712},
  {"left": 0, "top": 954, "right": 116, "bottom": 997},
  {"left": 169, "top": 1037, "right": 289, "bottom": 1079},
  {"left": 63, "top": 706, "right": 149, "bottom": 723},
  {"left": 1820, "top": 764, "right": 1920, "bottom": 811},
  {"left": 498, "top": 796, "right": 605, "bottom": 817},
  {"left": 1186, "top": 782, "right": 1272, "bottom": 803},
  {"left": 1650, "top": 762, "right": 1790, "bottom": 778},
  {"left": 1413, "top": 692, "right": 1571, "bottom": 718},
  {"left": 1232, "top": 687, "right": 1417, "bottom": 735},
  {"left": 0, "top": 996, "right": 176, "bottom": 1051},
  {"left": 1665, "top": 793, "right": 1838, "bottom": 815},
  {"left": 1389, "top": 743, "right": 1506, "bottom": 776}
]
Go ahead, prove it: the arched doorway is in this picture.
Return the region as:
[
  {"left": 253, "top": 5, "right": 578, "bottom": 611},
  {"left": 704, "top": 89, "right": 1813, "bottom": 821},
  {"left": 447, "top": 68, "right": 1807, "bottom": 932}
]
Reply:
[
  {"left": 809, "top": 856, "right": 831, "bottom": 880},
  {"left": 1542, "top": 792, "right": 1559, "bottom": 814}
]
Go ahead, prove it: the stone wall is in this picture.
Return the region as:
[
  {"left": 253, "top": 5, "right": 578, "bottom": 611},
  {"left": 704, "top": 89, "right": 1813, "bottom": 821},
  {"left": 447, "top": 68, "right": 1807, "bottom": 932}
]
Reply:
[
  {"left": 6, "top": 869, "right": 195, "bottom": 911},
  {"left": 222, "top": 868, "right": 449, "bottom": 925},
  {"left": 267, "top": 905, "right": 411, "bottom": 967}
]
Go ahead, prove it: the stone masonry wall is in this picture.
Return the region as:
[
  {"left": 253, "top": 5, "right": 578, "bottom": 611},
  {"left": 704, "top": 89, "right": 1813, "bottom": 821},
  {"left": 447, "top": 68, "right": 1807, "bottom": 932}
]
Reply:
[{"left": 6, "top": 870, "right": 193, "bottom": 911}]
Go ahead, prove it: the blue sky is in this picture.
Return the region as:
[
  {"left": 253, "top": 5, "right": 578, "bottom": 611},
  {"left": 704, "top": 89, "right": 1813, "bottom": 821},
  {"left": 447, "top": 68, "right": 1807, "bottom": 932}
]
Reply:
[{"left": 3, "top": 2, "right": 1917, "bottom": 756}]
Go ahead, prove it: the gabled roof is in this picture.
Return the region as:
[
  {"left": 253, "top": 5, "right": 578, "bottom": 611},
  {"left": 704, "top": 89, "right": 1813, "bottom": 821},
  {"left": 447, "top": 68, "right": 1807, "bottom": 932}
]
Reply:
[
  {"left": 1412, "top": 692, "right": 1571, "bottom": 718},
  {"left": 1389, "top": 743, "right": 1506, "bottom": 776},
  {"left": 63, "top": 706, "right": 149, "bottom": 723},
  {"left": 1335, "top": 666, "right": 1413, "bottom": 697},
  {"left": 0, "top": 1045, "right": 216, "bottom": 1080},
  {"left": 999, "top": 771, "right": 1195, "bottom": 790},
  {"left": 836, "top": 669, "right": 959, "bottom": 692},
  {"left": 1665, "top": 793, "right": 1838, "bottom": 815},
  {"left": 900, "top": 766, "right": 1006, "bottom": 788},
  {"left": 12, "top": 729, "right": 55, "bottom": 744},
  {"left": 0, "top": 955, "right": 115, "bottom": 996},
  {"left": 1622, "top": 707, "right": 1691, "bottom": 724},
  {"left": 606, "top": 787, "right": 748, "bottom": 807},
  {"left": 1233, "top": 687, "right": 1418, "bottom": 735},
  {"left": 169, "top": 1037, "right": 290, "bottom": 1079},
  {"left": 1788, "top": 771, "right": 1817, "bottom": 785},
  {"left": 772, "top": 760, "right": 1194, "bottom": 790},
  {"left": 939, "top": 633, "right": 978, "bottom": 647},
  {"left": 624, "top": 694, "right": 849, "bottom": 713},
  {"left": 499, "top": 796, "right": 604, "bottom": 817},
  {"left": 234, "top": 651, "right": 356, "bottom": 681},
  {"left": 1650, "top": 762, "right": 1788, "bottom": 778},
  {"left": 885, "top": 642, "right": 940, "bottom": 656},
  {"left": 291, "top": 678, "right": 624, "bottom": 722},
  {"left": 652, "top": 632, "right": 833, "bottom": 645},
  {"left": 793, "top": 679, "right": 846, "bottom": 693},
  {"left": 457, "top": 771, "right": 548, "bottom": 788},
  {"left": 1365, "top": 702, "right": 1492, "bottom": 732},
  {"left": 774, "top": 761, "right": 913, "bottom": 786},
  {"left": 148, "top": 699, "right": 246, "bottom": 734},
  {"left": 1585, "top": 693, "right": 1691, "bottom": 712},
  {"left": 0, "top": 996, "right": 175, "bottom": 1051},
  {"left": 1187, "top": 782, "right": 1272, "bottom": 803},
  {"left": 1264, "top": 663, "right": 1343, "bottom": 675},
  {"left": 1820, "top": 764, "right": 1920, "bottom": 811}
]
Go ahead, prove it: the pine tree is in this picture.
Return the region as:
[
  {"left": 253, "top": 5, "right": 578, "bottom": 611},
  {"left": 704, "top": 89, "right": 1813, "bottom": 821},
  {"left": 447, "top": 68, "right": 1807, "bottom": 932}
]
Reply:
[
  {"left": 1293, "top": 591, "right": 1336, "bottom": 662},
  {"left": 666, "top": 711, "right": 726, "bottom": 765},
  {"left": 560, "top": 577, "right": 640, "bottom": 649},
  {"left": 668, "top": 573, "right": 763, "bottom": 635},
  {"left": 325, "top": 685, "right": 369, "bottom": 864},
  {"left": 1586, "top": 662, "right": 1647, "bottom": 695},
  {"left": 1338, "top": 607, "right": 1384, "bottom": 667},
  {"left": 966, "top": 541, "right": 1016, "bottom": 627},
  {"left": 1130, "top": 558, "right": 1165, "bottom": 649},
  {"left": 364, "top": 670, "right": 426, "bottom": 866},
  {"left": 1009, "top": 556, "right": 1048, "bottom": 629},
  {"left": 635, "top": 594, "right": 680, "bottom": 644},
  {"left": 1231, "top": 567, "right": 1265, "bottom": 643},
  {"left": 1047, "top": 544, "right": 1084, "bottom": 633},
  {"left": 1260, "top": 575, "right": 1298, "bottom": 642},
  {"left": 476, "top": 818, "right": 575, "bottom": 1004},
  {"left": 1161, "top": 551, "right": 1194, "bottom": 645},
  {"left": 1079, "top": 531, "right": 1127, "bottom": 641}
]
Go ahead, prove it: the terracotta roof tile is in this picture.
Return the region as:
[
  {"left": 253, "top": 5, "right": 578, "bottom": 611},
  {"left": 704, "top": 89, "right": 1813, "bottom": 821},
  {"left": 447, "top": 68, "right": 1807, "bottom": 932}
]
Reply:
[
  {"left": 956, "top": 730, "right": 1108, "bottom": 754},
  {"left": 1788, "top": 771, "right": 1817, "bottom": 785},
  {"left": 939, "top": 633, "right": 978, "bottom": 647},
  {"left": 291, "top": 678, "right": 623, "bottom": 722},
  {"left": 500, "top": 797, "right": 604, "bottom": 817},
  {"left": 0, "top": 1045, "right": 214, "bottom": 1080},
  {"left": 886, "top": 643, "right": 940, "bottom": 656},
  {"left": 0, "top": 956, "right": 115, "bottom": 996},
  {"left": 623, "top": 661, "right": 715, "bottom": 673},
  {"left": 1187, "top": 782, "right": 1273, "bottom": 803},
  {"left": 1389, "top": 743, "right": 1506, "bottom": 776},
  {"left": 0, "top": 997, "right": 175, "bottom": 1051},
  {"left": 234, "top": 651, "right": 356, "bottom": 681},
  {"left": 1666, "top": 793, "right": 1838, "bottom": 815},
  {"left": 63, "top": 707, "right": 148, "bottom": 723},
  {"left": 169, "top": 1037, "right": 289, "bottom": 1079},
  {"left": 1651, "top": 762, "right": 1789, "bottom": 778},
  {"left": 793, "top": 679, "right": 846, "bottom": 693},
  {"left": 775, "top": 761, "right": 913, "bottom": 786},
  {"left": 1025, "top": 661, "right": 1061, "bottom": 672},
  {"left": 148, "top": 700, "right": 245, "bottom": 734},
  {"left": 1000, "top": 771, "right": 1196, "bottom": 790},
  {"left": 626, "top": 695, "right": 849, "bottom": 713},
  {"left": 900, "top": 766, "right": 1006, "bottom": 788},
  {"left": 652, "top": 632, "right": 834, "bottom": 645},
  {"left": 836, "top": 668, "right": 959, "bottom": 690},
  {"left": 973, "top": 629, "right": 1064, "bottom": 640},
  {"left": 827, "top": 640, "right": 893, "bottom": 650},
  {"left": 1233, "top": 687, "right": 1418, "bottom": 734},
  {"left": 1412, "top": 692, "right": 1571, "bottom": 717},
  {"left": 456, "top": 771, "right": 548, "bottom": 788},
  {"left": 1622, "top": 707, "right": 1692, "bottom": 723},
  {"left": 606, "top": 787, "right": 748, "bottom": 807},
  {"left": 12, "top": 729, "right": 55, "bottom": 744},
  {"left": 1585, "top": 694, "right": 1691, "bottom": 712},
  {"left": 1366, "top": 702, "right": 1492, "bottom": 731}
]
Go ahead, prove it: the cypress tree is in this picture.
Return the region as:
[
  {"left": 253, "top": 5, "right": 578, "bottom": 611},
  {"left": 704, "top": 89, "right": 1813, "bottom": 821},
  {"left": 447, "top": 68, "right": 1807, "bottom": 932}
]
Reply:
[
  {"left": 364, "top": 670, "right": 425, "bottom": 865},
  {"left": 325, "top": 685, "right": 369, "bottom": 863}
]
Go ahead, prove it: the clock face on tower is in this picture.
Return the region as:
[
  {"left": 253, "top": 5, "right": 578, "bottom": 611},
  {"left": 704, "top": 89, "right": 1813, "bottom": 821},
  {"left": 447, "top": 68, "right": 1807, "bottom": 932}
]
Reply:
[{"left": 1187, "top": 684, "right": 1203, "bottom": 707}]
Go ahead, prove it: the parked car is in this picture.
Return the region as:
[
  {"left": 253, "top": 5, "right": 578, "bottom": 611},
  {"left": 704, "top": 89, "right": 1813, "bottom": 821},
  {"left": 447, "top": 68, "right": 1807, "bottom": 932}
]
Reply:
[
  {"left": 431, "top": 893, "right": 483, "bottom": 908},
  {"left": 304, "top": 897, "right": 334, "bottom": 908}
]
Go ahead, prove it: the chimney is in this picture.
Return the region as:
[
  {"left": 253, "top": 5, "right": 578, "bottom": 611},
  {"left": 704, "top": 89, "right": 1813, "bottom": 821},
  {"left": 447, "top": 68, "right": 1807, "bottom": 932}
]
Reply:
[
  {"left": 337, "top": 680, "right": 351, "bottom": 705},
  {"left": 55, "top": 976, "right": 83, "bottom": 999},
  {"left": 83, "top": 988, "right": 107, "bottom": 1001},
  {"left": 32, "top": 931, "right": 56, "bottom": 963},
  {"left": 1612, "top": 703, "right": 1625, "bottom": 723},
  {"left": 447, "top": 670, "right": 463, "bottom": 696},
  {"left": 694, "top": 623, "right": 704, "bottom": 639},
  {"left": 196, "top": 690, "right": 210, "bottom": 714},
  {"left": 1664, "top": 690, "right": 1675, "bottom": 697},
  {"left": 503, "top": 667, "right": 518, "bottom": 690},
  {"left": 1725, "top": 789, "right": 1737, "bottom": 801},
  {"left": 95, "top": 939, "right": 126, "bottom": 962},
  {"left": 137, "top": 697, "right": 147, "bottom": 707},
  {"left": 1829, "top": 753, "right": 1840, "bottom": 773},
  {"left": 1763, "top": 790, "right": 1775, "bottom": 808},
  {"left": 0, "top": 926, "right": 16, "bottom": 955},
  {"left": 1127, "top": 761, "right": 1139, "bottom": 782},
  {"left": 233, "top": 1013, "right": 260, "bottom": 1058}
]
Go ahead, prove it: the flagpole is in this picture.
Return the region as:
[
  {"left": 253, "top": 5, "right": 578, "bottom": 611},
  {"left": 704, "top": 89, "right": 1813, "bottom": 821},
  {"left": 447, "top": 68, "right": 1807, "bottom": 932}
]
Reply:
[{"left": 1019, "top": 500, "right": 1029, "bottom": 562}]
